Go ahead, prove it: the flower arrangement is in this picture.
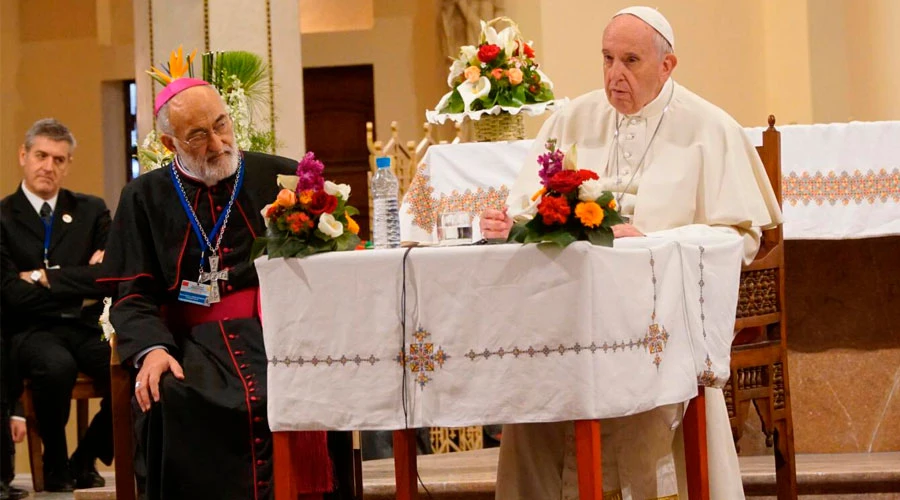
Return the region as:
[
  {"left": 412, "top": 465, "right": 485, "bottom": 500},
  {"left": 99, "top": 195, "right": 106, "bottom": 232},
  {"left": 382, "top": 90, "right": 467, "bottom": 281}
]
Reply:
[
  {"left": 137, "top": 46, "right": 278, "bottom": 172},
  {"left": 427, "top": 17, "right": 564, "bottom": 136},
  {"left": 252, "top": 152, "right": 362, "bottom": 258},
  {"left": 436, "top": 17, "right": 554, "bottom": 114},
  {"left": 508, "top": 140, "right": 624, "bottom": 247}
]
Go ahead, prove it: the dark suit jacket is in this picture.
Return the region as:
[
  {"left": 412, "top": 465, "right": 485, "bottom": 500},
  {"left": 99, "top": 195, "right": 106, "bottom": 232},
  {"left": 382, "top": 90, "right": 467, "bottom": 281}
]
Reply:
[{"left": 0, "top": 186, "right": 111, "bottom": 398}]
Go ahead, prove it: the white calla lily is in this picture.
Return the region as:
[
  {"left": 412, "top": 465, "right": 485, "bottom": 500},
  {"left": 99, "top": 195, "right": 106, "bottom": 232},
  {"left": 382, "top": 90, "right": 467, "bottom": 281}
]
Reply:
[
  {"left": 459, "top": 45, "right": 478, "bottom": 65},
  {"left": 277, "top": 174, "right": 299, "bottom": 192},
  {"left": 318, "top": 213, "right": 344, "bottom": 239},
  {"left": 324, "top": 180, "right": 351, "bottom": 200},
  {"left": 434, "top": 91, "right": 452, "bottom": 113},
  {"left": 458, "top": 77, "right": 492, "bottom": 112},
  {"left": 447, "top": 58, "right": 466, "bottom": 87},
  {"left": 483, "top": 26, "right": 517, "bottom": 58}
]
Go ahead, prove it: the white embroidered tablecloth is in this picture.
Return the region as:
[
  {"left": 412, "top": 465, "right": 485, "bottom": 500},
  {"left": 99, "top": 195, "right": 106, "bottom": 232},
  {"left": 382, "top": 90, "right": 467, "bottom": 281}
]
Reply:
[
  {"left": 258, "top": 227, "right": 743, "bottom": 432},
  {"left": 400, "top": 121, "right": 900, "bottom": 243}
]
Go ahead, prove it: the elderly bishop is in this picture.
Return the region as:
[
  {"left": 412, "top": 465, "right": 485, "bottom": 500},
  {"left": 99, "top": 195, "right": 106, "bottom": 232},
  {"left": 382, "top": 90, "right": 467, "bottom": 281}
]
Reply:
[
  {"left": 101, "top": 78, "right": 354, "bottom": 500},
  {"left": 481, "top": 6, "right": 782, "bottom": 500}
]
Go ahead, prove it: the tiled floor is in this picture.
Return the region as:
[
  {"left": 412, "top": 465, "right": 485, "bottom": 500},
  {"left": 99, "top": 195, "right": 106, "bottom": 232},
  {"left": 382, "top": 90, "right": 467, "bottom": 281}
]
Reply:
[
  {"left": 8, "top": 472, "right": 115, "bottom": 500},
  {"left": 8, "top": 452, "right": 900, "bottom": 499}
]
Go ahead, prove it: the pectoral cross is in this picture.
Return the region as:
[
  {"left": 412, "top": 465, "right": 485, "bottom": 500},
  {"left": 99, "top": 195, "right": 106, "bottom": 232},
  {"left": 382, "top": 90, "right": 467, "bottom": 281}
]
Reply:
[{"left": 198, "top": 255, "right": 228, "bottom": 304}]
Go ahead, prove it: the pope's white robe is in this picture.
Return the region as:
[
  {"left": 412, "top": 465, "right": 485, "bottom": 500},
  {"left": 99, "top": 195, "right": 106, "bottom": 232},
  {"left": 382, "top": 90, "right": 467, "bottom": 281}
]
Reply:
[{"left": 496, "top": 79, "right": 782, "bottom": 500}]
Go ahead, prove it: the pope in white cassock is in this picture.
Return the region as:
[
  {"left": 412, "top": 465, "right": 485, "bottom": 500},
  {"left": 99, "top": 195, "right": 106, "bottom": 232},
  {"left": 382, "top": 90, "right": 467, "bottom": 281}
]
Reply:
[{"left": 481, "top": 6, "right": 782, "bottom": 500}]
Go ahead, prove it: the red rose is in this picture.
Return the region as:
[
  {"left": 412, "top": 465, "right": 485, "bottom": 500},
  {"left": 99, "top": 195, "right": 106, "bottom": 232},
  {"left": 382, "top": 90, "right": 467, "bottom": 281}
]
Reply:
[
  {"left": 477, "top": 44, "right": 502, "bottom": 63},
  {"left": 265, "top": 204, "right": 282, "bottom": 219},
  {"left": 528, "top": 83, "right": 540, "bottom": 94},
  {"left": 537, "top": 195, "right": 571, "bottom": 225},
  {"left": 577, "top": 169, "right": 599, "bottom": 182},
  {"left": 547, "top": 170, "right": 583, "bottom": 194},
  {"left": 307, "top": 191, "right": 338, "bottom": 215},
  {"left": 523, "top": 44, "right": 535, "bottom": 59}
]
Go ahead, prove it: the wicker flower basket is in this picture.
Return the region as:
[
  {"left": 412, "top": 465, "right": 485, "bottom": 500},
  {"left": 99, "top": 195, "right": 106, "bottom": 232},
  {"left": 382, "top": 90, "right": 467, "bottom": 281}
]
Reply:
[{"left": 472, "top": 113, "right": 525, "bottom": 142}]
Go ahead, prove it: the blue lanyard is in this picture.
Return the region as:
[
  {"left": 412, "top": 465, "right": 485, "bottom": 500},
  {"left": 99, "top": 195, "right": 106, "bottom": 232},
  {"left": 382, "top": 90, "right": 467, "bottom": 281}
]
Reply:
[
  {"left": 168, "top": 156, "right": 245, "bottom": 269},
  {"left": 42, "top": 216, "right": 52, "bottom": 268}
]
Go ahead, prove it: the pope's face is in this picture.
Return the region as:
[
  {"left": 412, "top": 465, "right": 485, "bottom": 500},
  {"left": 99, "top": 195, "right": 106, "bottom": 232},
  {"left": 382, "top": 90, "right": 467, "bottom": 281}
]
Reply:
[
  {"left": 602, "top": 15, "right": 676, "bottom": 115},
  {"left": 19, "top": 136, "right": 71, "bottom": 198}
]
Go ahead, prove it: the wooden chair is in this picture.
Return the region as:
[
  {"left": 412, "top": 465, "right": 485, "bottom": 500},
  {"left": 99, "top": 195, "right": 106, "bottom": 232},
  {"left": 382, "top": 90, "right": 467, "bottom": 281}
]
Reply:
[
  {"left": 20, "top": 334, "right": 135, "bottom": 498},
  {"left": 21, "top": 374, "right": 100, "bottom": 491},
  {"left": 727, "top": 115, "right": 798, "bottom": 499},
  {"left": 109, "top": 334, "right": 137, "bottom": 500}
]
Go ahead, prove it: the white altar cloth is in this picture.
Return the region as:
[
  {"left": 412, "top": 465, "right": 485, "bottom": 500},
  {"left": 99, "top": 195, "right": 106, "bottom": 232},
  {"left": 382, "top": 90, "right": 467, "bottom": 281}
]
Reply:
[
  {"left": 258, "top": 228, "right": 743, "bottom": 432},
  {"left": 400, "top": 121, "right": 900, "bottom": 243}
]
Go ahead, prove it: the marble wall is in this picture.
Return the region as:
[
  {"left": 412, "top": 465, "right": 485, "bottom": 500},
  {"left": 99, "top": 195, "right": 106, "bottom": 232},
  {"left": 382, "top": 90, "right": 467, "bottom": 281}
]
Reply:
[{"left": 738, "top": 237, "right": 900, "bottom": 455}]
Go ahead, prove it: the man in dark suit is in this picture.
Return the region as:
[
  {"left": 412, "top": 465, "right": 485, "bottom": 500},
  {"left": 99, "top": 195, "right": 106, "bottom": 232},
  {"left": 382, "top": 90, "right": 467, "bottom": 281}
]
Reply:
[
  {"left": 0, "top": 118, "right": 113, "bottom": 492},
  {"left": 1, "top": 337, "right": 27, "bottom": 500}
]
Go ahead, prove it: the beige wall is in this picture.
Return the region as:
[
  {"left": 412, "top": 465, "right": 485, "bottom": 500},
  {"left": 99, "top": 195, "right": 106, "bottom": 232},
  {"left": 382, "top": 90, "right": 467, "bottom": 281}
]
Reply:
[
  {"left": 0, "top": 0, "right": 135, "bottom": 201},
  {"left": 301, "top": 0, "right": 448, "bottom": 145}
]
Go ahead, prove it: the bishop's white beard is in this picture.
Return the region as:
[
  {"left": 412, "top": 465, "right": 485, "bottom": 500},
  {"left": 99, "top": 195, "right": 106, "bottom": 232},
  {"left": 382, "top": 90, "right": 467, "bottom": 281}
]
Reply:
[{"left": 176, "top": 145, "right": 239, "bottom": 186}]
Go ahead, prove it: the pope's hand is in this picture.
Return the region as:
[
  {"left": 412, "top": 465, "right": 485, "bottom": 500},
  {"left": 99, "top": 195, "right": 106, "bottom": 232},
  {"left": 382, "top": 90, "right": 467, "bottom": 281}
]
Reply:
[
  {"left": 612, "top": 223, "right": 644, "bottom": 238},
  {"left": 135, "top": 349, "right": 185, "bottom": 413},
  {"left": 480, "top": 207, "right": 513, "bottom": 240}
]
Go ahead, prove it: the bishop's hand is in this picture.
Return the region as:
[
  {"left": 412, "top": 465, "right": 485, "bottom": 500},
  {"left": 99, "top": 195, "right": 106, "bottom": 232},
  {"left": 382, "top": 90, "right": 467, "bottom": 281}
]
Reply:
[
  {"left": 480, "top": 207, "right": 513, "bottom": 240},
  {"left": 135, "top": 349, "right": 185, "bottom": 412}
]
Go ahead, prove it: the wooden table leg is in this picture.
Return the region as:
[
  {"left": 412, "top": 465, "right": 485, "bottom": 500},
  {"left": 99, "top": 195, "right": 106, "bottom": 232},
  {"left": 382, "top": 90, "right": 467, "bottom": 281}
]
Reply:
[
  {"left": 575, "top": 420, "right": 603, "bottom": 499},
  {"left": 393, "top": 429, "right": 419, "bottom": 500},
  {"left": 683, "top": 389, "right": 710, "bottom": 500},
  {"left": 273, "top": 432, "right": 299, "bottom": 500}
]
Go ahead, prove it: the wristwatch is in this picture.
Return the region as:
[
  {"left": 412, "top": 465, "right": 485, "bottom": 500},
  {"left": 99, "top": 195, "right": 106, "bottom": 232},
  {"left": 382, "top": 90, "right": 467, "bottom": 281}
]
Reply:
[{"left": 30, "top": 270, "right": 43, "bottom": 283}]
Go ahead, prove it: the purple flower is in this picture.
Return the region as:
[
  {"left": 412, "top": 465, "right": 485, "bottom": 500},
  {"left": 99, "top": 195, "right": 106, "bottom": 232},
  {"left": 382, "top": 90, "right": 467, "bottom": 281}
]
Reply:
[
  {"left": 296, "top": 151, "right": 325, "bottom": 192},
  {"left": 537, "top": 141, "right": 564, "bottom": 187}
]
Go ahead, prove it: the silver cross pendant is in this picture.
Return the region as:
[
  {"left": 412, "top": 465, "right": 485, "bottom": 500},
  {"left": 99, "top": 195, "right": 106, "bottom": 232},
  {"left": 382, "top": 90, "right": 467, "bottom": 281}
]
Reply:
[{"left": 198, "top": 255, "right": 229, "bottom": 304}]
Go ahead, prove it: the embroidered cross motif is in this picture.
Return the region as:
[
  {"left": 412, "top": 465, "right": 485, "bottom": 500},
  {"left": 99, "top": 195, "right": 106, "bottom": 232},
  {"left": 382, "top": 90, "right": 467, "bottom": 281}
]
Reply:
[
  {"left": 397, "top": 328, "right": 450, "bottom": 388},
  {"left": 198, "top": 255, "right": 228, "bottom": 304},
  {"left": 698, "top": 354, "right": 717, "bottom": 386},
  {"left": 644, "top": 322, "right": 670, "bottom": 368}
]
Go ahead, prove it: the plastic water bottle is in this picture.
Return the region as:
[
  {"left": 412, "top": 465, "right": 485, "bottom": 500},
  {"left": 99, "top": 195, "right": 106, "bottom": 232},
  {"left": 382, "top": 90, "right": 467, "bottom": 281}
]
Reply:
[{"left": 371, "top": 156, "right": 401, "bottom": 249}]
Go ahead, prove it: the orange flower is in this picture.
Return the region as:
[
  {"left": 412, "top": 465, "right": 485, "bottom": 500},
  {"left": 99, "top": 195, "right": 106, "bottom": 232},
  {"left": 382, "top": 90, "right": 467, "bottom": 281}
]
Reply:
[
  {"left": 491, "top": 68, "right": 505, "bottom": 80},
  {"left": 298, "top": 190, "right": 314, "bottom": 205},
  {"left": 275, "top": 189, "right": 296, "bottom": 207},
  {"left": 464, "top": 66, "right": 481, "bottom": 83},
  {"left": 530, "top": 186, "right": 547, "bottom": 201},
  {"left": 285, "top": 212, "right": 312, "bottom": 234},
  {"left": 608, "top": 199, "right": 617, "bottom": 210},
  {"left": 537, "top": 195, "right": 570, "bottom": 225},
  {"left": 508, "top": 67, "right": 524, "bottom": 85},
  {"left": 345, "top": 213, "right": 360, "bottom": 235},
  {"left": 575, "top": 201, "right": 604, "bottom": 228}
]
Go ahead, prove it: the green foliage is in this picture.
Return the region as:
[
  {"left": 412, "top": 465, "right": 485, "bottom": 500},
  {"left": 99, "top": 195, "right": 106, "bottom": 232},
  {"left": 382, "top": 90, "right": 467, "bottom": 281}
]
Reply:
[
  {"left": 507, "top": 192, "right": 624, "bottom": 248},
  {"left": 205, "top": 51, "right": 270, "bottom": 108}
]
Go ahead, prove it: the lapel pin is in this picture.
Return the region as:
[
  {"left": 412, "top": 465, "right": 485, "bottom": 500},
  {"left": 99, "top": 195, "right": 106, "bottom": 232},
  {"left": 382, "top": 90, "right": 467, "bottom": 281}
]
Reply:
[{"left": 62, "top": 214, "right": 73, "bottom": 223}]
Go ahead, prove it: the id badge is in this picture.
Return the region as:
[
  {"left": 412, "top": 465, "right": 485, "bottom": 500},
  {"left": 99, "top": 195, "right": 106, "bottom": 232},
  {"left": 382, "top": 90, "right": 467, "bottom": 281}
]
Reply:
[{"left": 178, "top": 280, "right": 211, "bottom": 306}]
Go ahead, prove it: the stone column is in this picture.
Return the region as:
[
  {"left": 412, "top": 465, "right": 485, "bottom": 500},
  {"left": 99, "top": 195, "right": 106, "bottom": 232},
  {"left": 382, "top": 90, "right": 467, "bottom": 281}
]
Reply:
[{"left": 132, "top": 0, "right": 305, "bottom": 158}]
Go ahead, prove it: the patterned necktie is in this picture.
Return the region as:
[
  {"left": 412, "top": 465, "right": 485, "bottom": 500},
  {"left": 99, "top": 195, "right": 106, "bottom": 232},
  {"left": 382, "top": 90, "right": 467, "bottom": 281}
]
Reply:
[{"left": 39, "top": 202, "right": 52, "bottom": 225}]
